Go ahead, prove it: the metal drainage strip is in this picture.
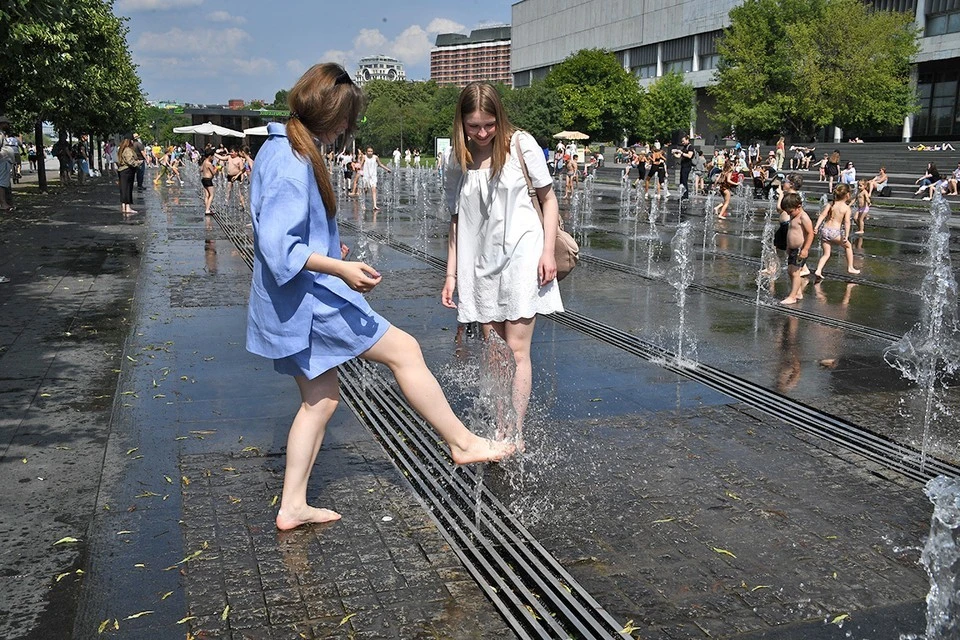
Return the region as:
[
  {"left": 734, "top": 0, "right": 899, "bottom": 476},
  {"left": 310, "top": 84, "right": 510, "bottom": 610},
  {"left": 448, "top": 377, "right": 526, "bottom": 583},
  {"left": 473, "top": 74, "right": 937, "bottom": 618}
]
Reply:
[
  {"left": 338, "top": 360, "right": 630, "bottom": 640},
  {"left": 215, "top": 215, "right": 629, "bottom": 639},
  {"left": 340, "top": 223, "right": 960, "bottom": 485}
]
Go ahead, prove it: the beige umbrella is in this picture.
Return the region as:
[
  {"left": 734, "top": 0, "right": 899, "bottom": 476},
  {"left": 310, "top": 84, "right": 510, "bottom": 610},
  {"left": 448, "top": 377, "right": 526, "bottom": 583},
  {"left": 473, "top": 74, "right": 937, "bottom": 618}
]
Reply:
[
  {"left": 553, "top": 131, "right": 590, "bottom": 140},
  {"left": 173, "top": 122, "right": 245, "bottom": 137}
]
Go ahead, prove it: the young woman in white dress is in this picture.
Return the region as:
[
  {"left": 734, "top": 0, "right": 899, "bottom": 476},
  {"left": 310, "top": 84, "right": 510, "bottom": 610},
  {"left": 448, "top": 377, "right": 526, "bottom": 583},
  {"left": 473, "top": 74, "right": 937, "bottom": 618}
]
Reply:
[{"left": 441, "top": 83, "right": 564, "bottom": 450}]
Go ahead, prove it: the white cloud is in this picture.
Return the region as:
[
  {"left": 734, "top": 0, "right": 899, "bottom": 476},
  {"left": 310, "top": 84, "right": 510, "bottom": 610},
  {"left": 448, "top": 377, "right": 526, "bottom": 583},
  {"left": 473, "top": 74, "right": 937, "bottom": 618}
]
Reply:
[
  {"left": 330, "top": 17, "right": 466, "bottom": 73},
  {"left": 286, "top": 59, "right": 306, "bottom": 75},
  {"left": 354, "top": 28, "right": 388, "bottom": 51},
  {"left": 207, "top": 10, "right": 246, "bottom": 24},
  {"left": 136, "top": 27, "right": 250, "bottom": 55},
  {"left": 117, "top": 0, "right": 202, "bottom": 12},
  {"left": 137, "top": 54, "right": 274, "bottom": 81},
  {"left": 426, "top": 18, "right": 466, "bottom": 34},
  {"left": 391, "top": 25, "right": 432, "bottom": 66}
]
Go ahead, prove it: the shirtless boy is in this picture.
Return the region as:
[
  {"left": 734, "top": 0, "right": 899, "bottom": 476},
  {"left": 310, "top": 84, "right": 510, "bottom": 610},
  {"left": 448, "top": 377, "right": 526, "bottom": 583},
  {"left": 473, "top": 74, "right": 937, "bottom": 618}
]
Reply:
[
  {"left": 780, "top": 192, "right": 814, "bottom": 305},
  {"left": 775, "top": 173, "right": 809, "bottom": 277},
  {"left": 224, "top": 148, "right": 246, "bottom": 207},
  {"left": 813, "top": 184, "right": 860, "bottom": 279}
]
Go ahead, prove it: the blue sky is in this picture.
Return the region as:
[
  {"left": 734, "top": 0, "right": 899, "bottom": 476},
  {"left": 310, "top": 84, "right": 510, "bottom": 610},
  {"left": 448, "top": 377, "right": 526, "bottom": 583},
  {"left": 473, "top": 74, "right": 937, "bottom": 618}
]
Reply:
[{"left": 116, "top": 0, "right": 516, "bottom": 105}]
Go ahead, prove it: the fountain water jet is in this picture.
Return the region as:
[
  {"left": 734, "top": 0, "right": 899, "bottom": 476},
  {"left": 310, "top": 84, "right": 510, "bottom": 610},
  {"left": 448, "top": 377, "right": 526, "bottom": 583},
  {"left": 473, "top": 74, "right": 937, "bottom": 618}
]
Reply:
[
  {"left": 667, "top": 221, "right": 697, "bottom": 367},
  {"left": 884, "top": 194, "right": 960, "bottom": 471}
]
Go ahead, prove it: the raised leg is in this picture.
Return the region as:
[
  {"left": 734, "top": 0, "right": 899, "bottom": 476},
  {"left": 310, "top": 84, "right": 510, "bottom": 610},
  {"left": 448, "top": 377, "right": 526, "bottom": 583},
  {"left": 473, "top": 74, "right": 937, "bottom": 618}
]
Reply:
[{"left": 360, "top": 326, "right": 514, "bottom": 464}]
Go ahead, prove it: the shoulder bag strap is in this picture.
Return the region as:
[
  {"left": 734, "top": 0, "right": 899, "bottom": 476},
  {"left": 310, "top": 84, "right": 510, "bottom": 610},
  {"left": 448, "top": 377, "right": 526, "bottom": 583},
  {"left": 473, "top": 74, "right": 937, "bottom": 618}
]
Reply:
[{"left": 513, "top": 134, "right": 545, "bottom": 225}]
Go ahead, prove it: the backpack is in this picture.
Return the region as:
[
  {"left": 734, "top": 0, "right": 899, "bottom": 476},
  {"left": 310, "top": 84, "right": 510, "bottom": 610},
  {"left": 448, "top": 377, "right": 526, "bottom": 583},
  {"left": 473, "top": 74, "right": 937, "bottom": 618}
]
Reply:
[
  {"left": 879, "top": 185, "right": 892, "bottom": 197},
  {"left": 774, "top": 221, "right": 789, "bottom": 250}
]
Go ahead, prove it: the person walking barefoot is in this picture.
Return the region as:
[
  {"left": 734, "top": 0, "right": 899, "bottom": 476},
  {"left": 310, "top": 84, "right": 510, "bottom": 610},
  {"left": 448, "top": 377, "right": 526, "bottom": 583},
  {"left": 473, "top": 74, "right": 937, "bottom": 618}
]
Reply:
[
  {"left": 780, "top": 192, "right": 814, "bottom": 305},
  {"left": 247, "top": 64, "right": 514, "bottom": 531},
  {"left": 442, "top": 82, "right": 564, "bottom": 452},
  {"left": 813, "top": 184, "right": 860, "bottom": 279},
  {"left": 360, "top": 146, "right": 391, "bottom": 210}
]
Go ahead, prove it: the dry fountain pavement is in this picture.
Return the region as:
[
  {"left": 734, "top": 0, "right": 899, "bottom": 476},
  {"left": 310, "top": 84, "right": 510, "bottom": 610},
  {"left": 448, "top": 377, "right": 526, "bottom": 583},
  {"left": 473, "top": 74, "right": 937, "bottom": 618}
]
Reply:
[{"left": 0, "top": 174, "right": 944, "bottom": 639}]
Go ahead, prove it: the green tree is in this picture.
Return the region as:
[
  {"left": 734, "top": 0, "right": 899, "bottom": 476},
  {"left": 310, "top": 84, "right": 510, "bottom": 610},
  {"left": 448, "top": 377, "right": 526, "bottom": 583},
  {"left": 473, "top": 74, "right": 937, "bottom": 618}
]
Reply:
[
  {"left": 544, "top": 49, "right": 643, "bottom": 142},
  {"left": 635, "top": 72, "right": 695, "bottom": 142},
  {"left": 502, "top": 82, "right": 565, "bottom": 147},
  {"left": 142, "top": 105, "right": 190, "bottom": 146},
  {"left": 271, "top": 89, "right": 289, "bottom": 109},
  {"left": 710, "top": 0, "right": 918, "bottom": 140}
]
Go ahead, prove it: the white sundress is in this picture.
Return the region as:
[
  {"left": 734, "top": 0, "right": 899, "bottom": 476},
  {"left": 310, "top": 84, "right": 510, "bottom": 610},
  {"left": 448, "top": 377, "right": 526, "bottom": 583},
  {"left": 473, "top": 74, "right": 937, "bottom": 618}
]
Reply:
[{"left": 444, "top": 131, "right": 564, "bottom": 324}]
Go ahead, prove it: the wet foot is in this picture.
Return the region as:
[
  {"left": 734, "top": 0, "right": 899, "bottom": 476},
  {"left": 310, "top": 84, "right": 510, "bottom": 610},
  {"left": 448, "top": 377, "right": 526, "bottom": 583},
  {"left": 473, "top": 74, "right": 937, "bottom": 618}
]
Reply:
[
  {"left": 848, "top": 268, "right": 861, "bottom": 275},
  {"left": 780, "top": 297, "right": 799, "bottom": 305},
  {"left": 798, "top": 266, "right": 810, "bottom": 277},
  {"left": 276, "top": 506, "right": 341, "bottom": 531},
  {"left": 814, "top": 272, "right": 823, "bottom": 281},
  {"left": 450, "top": 436, "right": 516, "bottom": 465}
]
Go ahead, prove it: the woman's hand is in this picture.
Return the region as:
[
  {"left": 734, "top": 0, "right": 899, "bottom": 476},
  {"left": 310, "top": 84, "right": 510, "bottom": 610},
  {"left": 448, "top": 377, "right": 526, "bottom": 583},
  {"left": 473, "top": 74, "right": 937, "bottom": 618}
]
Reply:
[
  {"left": 441, "top": 275, "right": 457, "bottom": 309},
  {"left": 340, "top": 242, "right": 350, "bottom": 260},
  {"left": 336, "top": 261, "right": 381, "bottom": 293},
  {"left": 538, "top": 252, "right": 557, "bottom": 286}
]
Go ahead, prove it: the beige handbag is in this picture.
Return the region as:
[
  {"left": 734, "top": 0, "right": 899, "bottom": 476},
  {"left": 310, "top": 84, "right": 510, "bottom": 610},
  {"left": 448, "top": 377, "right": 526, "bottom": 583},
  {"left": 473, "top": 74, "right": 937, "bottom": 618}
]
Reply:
[{"left": 514, "top": 136, "right": 579, "bottom": 281}]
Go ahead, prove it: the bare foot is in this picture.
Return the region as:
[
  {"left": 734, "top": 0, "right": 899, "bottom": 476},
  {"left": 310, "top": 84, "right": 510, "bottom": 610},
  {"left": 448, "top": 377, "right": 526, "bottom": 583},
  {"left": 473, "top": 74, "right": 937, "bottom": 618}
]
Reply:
[
  {"left": 799, "top": 266, "right": 810, "bottom": 277},
  {"left": 276, "top": 506, "right": 341, "bottom": 531},
  {"left": 780, "top": 297, "right": 798, "bottom": 305},
  {"left": 450, "top": 436, "right": 516, "bottom": 465},
  {"left": 848, "top": 268, "right": 860, "bottom": 275},
  {"left": 813, "top": 272, "right": 823, "bottom": 281}
]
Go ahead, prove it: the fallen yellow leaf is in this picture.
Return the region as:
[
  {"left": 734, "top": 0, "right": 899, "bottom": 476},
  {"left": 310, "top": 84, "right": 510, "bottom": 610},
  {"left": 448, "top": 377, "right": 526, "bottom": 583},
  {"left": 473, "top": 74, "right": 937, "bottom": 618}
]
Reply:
[
  {"left": 270, "top": 495, "right": 278, "bottom": 507},
  {"left": 161, "top": 591, "right": 174, "bottom": 600},
  {"left": 621, "top": 619, "right": 642, "bottom": 633},
  {"left": 221, "top": 605, "right": 230, "bottom": 621},
  {"left": 98, "top": 619, "right": 110, "bottom": 634},
  {"left": 125, "top": 448, "right": 138, "bottom": 455},
  {"left": 124, "top": 611, "right": 154, "bottom": 620},
  {"left": 339, "top": 612, "right": 357, "bottom": 626},
  {"left": 54, "top": 536, "right": 80, "bottom": 545},
  {"left": 176, "top": 616, "right": 196, "bottom": 624},
  {"left": 831, "top": 613, "right": 850, "bottom": 625},
  {"left": 712, "top": 547, "right": 737, "bottom": 558}
]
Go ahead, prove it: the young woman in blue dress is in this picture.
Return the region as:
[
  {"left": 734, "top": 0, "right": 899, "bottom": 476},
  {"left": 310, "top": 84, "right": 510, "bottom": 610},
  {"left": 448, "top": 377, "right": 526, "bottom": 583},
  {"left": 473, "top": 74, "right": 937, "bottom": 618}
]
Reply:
[{"left": 247, "top": 64, "right": 514, "bottom": 531}]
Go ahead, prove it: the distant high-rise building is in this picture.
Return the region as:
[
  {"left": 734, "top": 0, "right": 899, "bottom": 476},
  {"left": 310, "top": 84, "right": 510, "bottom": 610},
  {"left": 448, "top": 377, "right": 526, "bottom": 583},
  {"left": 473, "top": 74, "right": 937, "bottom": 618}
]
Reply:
[
  {"left": 430, "top": 26, "right": 512, "bottom": 88},
  {"left": 355, "top": 55, "right": 406, "bottom": 86}
]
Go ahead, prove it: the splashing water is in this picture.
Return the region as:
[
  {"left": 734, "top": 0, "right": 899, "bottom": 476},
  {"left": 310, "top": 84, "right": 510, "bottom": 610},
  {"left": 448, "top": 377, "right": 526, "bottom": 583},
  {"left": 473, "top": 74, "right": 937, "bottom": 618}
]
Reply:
[
  {"left": 756, "top": 190, "right": 781, "bottom": 304},
  {"left": 667, "top": 221, "right": 698, "bottom": 366},
  {"left": 901, "top": 476, "right": 960, "bottom": 640},
  {"left": 884, "top": 195, "right": 960, "bottom": 471}
]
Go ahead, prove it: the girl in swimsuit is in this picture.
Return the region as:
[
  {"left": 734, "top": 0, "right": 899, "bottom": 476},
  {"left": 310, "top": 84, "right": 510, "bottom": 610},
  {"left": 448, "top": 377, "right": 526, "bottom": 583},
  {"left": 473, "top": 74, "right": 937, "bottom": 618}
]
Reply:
[
  {"left": 854, "top": 180, "right": 870, "bottom": 234},
  {"left": 200, "top": 149, "right": 217, "bottom": 215},
  {"left": 813, "top": 183, "right": 860, "bottom": 279}
]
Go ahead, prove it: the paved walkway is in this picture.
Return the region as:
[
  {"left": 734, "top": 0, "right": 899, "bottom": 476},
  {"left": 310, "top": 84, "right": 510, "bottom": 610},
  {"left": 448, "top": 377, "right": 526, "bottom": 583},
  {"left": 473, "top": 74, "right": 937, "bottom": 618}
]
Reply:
[{"left": 0, "top": 174, "right": 938, "bottom": 639}]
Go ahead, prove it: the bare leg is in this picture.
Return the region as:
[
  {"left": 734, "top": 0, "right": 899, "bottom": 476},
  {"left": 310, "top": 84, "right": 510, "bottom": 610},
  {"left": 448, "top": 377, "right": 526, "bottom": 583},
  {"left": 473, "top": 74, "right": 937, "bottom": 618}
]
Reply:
[
  {"left": 371, "top": 185, "right": 379, "bottom": 210},
  {"left": 814, "top": 242, "right": 831, "bottom": 278},
  {"left": 781, "top": 266, "right": 801, "bottom": 304},
  {"left": 204, "top": 186, "right": 214, "bottom": 214},
  {"left": 843, "top": 240, "right": 860, "bottom": 274},
  {"left": 360, "top": 326, "right": 515, "bottom": 464},
  {"left": 275, "top": 370, "right": 342, "bottom": 530},
  {"left": 488, "top": 317, "right": 535, "bottom": 449}
]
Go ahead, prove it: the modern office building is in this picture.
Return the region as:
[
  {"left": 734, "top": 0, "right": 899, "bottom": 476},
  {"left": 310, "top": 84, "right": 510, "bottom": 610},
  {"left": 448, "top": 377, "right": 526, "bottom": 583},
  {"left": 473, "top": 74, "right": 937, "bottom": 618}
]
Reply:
[
  {"left": 355, "top": 55, "right": 406, "bottom": 86},
  {"left": 430, "top": 26, "right": 512, "bottom": 87},
  {"left": 511, "top": 0, "right": 960, "bottom": 141}
]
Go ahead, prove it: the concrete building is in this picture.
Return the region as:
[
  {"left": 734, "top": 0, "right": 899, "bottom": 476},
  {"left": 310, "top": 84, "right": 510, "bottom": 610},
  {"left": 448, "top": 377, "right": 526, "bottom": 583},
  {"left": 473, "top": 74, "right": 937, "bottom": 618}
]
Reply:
[
  {"left": 355, "top": 55, "right": 406, "bottom": 86},
  {"left": 511, "top": 0, "right": 960, "bottom": 142},
  {"left": 431, "top": 26, "right": 512, "bottom": 87}
]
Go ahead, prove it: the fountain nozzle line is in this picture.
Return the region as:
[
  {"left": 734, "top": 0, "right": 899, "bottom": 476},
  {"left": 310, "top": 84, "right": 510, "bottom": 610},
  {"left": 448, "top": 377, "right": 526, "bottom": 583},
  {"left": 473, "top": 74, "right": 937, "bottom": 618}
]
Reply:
[{"left": 336, "top": 221, "right": 959, "bottom": 485}]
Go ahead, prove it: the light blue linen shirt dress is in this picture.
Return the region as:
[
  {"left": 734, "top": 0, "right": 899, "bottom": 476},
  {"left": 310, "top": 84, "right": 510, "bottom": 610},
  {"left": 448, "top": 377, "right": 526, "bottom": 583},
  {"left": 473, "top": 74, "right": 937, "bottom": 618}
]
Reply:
[{"left": 246, "top": 122, "right": 389, "bottom": 378}]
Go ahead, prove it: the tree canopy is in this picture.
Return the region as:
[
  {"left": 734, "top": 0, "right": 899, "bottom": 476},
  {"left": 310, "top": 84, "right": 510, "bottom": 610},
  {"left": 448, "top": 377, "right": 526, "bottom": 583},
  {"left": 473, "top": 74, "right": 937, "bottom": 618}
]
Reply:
[
  {"left": 710, "top": 0, "right": 919, "bottom": 140},
  {"left": 0, "top": 0, "right": 144, "bottom": 135},
  {"left": 636, "top": 72, "right": 696, "bottom": 143},
  {"left": 543, "top": 49, "right": 643, "bottom": 142}
]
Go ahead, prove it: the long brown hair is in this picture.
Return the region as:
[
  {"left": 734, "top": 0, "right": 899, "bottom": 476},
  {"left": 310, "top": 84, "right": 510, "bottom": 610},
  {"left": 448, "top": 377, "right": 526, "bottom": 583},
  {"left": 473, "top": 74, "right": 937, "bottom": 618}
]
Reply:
[
  {"left": 285, "top": 63, "right": 364, "bottom": 216},
  {"left": 451, "top": 82, "right": 515, "bottom": 177}
]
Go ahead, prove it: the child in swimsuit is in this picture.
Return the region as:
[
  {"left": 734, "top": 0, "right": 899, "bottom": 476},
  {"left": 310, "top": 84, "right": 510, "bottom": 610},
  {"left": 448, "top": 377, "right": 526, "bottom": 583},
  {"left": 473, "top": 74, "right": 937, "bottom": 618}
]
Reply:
[
  {"left": 813, "top": 184, "right": 860, "bottom": 279},
  {"left": 854, "top": 180, "right": 870, "bottom": 235},
  {"left": 780, "top": 192, "right": 814, "bottom": 305}
]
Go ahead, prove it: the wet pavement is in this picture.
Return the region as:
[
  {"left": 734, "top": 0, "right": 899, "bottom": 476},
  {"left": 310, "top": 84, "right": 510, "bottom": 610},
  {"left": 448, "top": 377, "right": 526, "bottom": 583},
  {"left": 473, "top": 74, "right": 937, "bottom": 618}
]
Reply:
[{"left": 0, "top": 167, "right": 955, "bottom": 639}]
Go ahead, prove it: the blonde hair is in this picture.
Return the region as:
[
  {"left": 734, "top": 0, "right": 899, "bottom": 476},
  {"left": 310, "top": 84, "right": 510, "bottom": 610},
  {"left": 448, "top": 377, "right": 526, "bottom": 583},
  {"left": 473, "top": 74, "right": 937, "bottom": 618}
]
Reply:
[
  {"left": 834, "top": 183, "right": 851, "bottom": 200},
  {"left": 285, "top": 63, "right": 364, "bottom": 216},
  {"left": 451, "top": 82, "right": 515, "bottom": 177}
]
